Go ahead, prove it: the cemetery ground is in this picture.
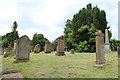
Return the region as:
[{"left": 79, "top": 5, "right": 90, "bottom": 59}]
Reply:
[{"left": 2, "top": 52, "right": 118, "bottom": 78}]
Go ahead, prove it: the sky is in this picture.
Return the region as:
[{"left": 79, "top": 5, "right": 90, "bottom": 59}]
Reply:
[{"left": 0, "top": 0, "right": 119, "bottom": 42}]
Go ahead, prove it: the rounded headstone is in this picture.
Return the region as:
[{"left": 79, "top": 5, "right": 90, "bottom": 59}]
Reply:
[
  {"left": 71, "top": 49, "right": 75, "bottom": 54},
  {"left": 44, "top": 41, "right": 51, "bottom": 53},
  {"left": 16, "top": 35, "right": 30, "bottom": 62},
  {"left": 34, "top": 44, "right": 40, "bottom": 53}
]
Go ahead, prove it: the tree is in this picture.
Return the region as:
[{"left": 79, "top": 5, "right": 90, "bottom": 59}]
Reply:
[
  {"left": 11, "top": 21, "right": 18, "bottom": 32},
  {"left": 64, "top": 19, "right": 74, "bottom": 50},
  {"left": 51, "top": 40, "right": 57, "bottom": 51},
  {"left": 64, "top": 3, "right": 112, "bottom": 52},
  {"left": 31, "top": 33, "right": 48, "bottom": 51},
  {"left": 2, "top": 21, "right": 19, "bottom": 48},
  {"left": 110, "top": 39, "right": 120, "bottom": 51}
]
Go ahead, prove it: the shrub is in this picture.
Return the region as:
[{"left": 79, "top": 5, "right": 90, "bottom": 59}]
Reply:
[
  {"left": 3, "top": 50, "right": 16, "bottom": 58},
  {"left": 76, "top": 41, "right": 90, "bottom": 52}
]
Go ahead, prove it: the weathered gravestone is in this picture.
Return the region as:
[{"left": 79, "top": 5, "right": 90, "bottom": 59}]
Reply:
[
  {"left": 34, "top": 44, "right": 40, "bottom": 53},
  {"left": 16, "top": 35, "right": 30, "bottom": 62},
  {"left": 44, "top": 41, "right": 51, "bottom": 53},
  {"left": 95, "top": 32, "right": 105, "bottom": 67},
  {"left": 111, "top": 43, "right": 115, "bottom": 51},
  {"left": 118, "top": 47, "right": 120, "bottom": 57},
  {"left": 71, "top": 49, "right": 75, "bottom": 54},
  {"left": 55, "top": 36, "right": 65, "bottom": 56},
  {"left": 104, "top": 29, "right": 111, "bottom": 53},
  {"left": 5, "top": 45, "right": 13, "bottom": 53},
  {"left": 13, "top": 40, "right": 17, "bottom": 51}
]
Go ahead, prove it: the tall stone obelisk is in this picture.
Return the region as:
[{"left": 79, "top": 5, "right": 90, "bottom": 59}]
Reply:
[{"left": 104, "top": 29, "right": 111, "bottom": 53}]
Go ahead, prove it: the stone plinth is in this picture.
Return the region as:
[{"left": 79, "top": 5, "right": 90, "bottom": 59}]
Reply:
[
  {"left": 95, "top": 32, "right": 105, "bottom": 66},
  {"left": 34, "top": 44, "right": 40, "bottom": 53},
  {"left": 104, "top": 29, "right": 111, "bottom": 53},
  {"left": 55, "top": 36, "right": 65, "bottom": 56},
  {"left": 44, "top": 41, "right": 51, "bottom": 53}
]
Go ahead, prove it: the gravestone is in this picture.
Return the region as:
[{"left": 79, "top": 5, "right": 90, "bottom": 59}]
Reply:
[
  {"left": 16, "top": 35, "right": 30, "bottom": 62},
  {"left": 118, "top": 47, "right": 120, "bottom": 57},
  {"left": 0, "top": 48, "right": 2, "bottom": 55},
  {"left": 95, "top": 32, "right": 105, "bottom": 67},
  {"left": 71, "top": 49, "right": 75, "bottom": 54},
  {"left": 44, "top": 41, "right": 51, "bottom": 53},
  {"left": 104, "top": 29, "right": 111, "bottom": 53},
  {"left": 34, "top": 44, "right": 40, "bottom": 53},
  {"left": 55, "top": 36, "right": 65, "bottom": 56},
  {"left": 5, "top": 45, "right": 13, "bottom": 53},
  {"left": 13, "top": 40, "right": 17, "bottom": 51},
  {"left": 31, "top": 46, "right": 34, "bottom": 52}
]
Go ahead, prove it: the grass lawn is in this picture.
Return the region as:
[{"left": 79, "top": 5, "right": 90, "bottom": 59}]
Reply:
[{"left": 2, "top": 52, "right": 118, "bottom": 78}]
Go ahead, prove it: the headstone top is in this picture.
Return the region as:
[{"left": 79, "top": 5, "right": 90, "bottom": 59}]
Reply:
[
  {"left": 56, "top": 36, "right": 64, "bottom": 40},
  {"left": 95, "top": 32, "right": 104, "bottom": 37},
  {"left": 16, "top": 35, "right": 30, "bottom": 42},
  {"left": 45, "top": 41, "right": 51, "bottom": 43},
  {"left": 35, "top": 44, "right": 40, "bottom": 47}
]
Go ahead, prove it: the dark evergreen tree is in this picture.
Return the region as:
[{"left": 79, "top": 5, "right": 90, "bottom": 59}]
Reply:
[
  {"left": 64, "top": 3, "right": 112, "bottom": 52},
  {"left": 2, "top": 21, "right": 19, "bottom": 48}
]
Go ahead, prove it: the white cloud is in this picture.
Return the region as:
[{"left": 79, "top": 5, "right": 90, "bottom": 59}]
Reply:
[
  {"left": 0, "top": 0, "right": 19, "bottom": 21},
  {"left": 0, "top": 0, "right": 119, "bottom": 41},
  {"left": 0, "top": 24, "right": 11, "bottom": 36}
]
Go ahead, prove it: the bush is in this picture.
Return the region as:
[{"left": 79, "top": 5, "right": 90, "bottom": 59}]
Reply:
[
  {"left": 110, "top": 39, "right": 120, "bottom": 51},
  {"left": 76, "top": 41, "right": 90, "bottom": 52},
  {"left": 3, "top": 50, "right": 16, "bottom": 58}
]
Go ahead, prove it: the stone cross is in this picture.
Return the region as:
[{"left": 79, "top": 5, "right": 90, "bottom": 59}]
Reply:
[
  {"left": 95, "top": 32, "right": 105, "bottom": 66},
  {"left": 104, "top": 29, "right": 111, "bottom": 53},
  {"left": 55, "top": 36, "right": 65, "bottom": 56},
  {"left": 16, "top": 35, "right": 30, "bottom": 62},
  {"left": 44, "top": 41, "right": 51, "bottom": 53}
]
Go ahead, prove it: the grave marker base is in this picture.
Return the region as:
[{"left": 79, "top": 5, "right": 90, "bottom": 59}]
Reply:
[
  {"left": 94, "top": 64, "right": 106, "bottom": 68},
  {"left": 55, "top": 52, "right": 65, "bottom": 56},
  {"left": 45, "top": 52, "right": 51, "bottom": 53},
  {"left": 15, "top": 59, "right": 29, "bottom": 63}
]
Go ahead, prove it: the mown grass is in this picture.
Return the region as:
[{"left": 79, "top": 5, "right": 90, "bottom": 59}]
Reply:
[{"left": 2, "top": 52, "right": 118, "bottom": 78}]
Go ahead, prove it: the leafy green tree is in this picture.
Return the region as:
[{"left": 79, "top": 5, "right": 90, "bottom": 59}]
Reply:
[
  {"left": 2, "top": 21, "right": 19, "bottom": 48},
  {"left": 110, "top": 39, "right": 120, "bottom": 51},
  {"left": 64, "top": 19, "right": 74, "bottom": 50},
  {"left": 51, "top": 40, "right": 57, "bottom": 51},
  {"left": 31, "top": 33, "right": 48, "bottom": 51},
  {"left": 11, "top": 21, "right": 18, "bottom": 32},
  {"left": 64, "top": 3, "right": 112, "bottom": 52}
]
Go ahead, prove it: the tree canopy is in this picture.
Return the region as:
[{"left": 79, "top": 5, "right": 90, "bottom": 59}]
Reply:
[
  {"left": 64, "top": 3, "right": 112, "bottom": 52},
  {"left": 2, "top": 21, "right": 19, "bottom": 48},
  {"left": 31, "top": 33, "right": 48, "bottom": 51}
]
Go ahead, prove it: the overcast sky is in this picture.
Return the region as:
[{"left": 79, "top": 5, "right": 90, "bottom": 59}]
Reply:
[{"left": 0, "top": 0, "right": 119, "bottom": 41}]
